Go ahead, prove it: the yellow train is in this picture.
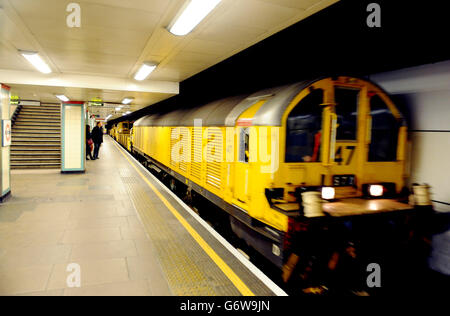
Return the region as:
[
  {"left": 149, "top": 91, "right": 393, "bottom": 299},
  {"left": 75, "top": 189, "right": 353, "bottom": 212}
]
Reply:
[
  {"left": 129, "top": 76, "right": 433, "bottom": 284},
  {"left": 108, "top": 125, "right": 116, "bottom": 139},
  {"left": 110, "top": 121, "right": 132, "bottom": 151}
]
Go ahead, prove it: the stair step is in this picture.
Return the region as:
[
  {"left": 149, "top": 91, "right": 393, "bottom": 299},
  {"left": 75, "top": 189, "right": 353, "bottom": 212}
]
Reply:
[
  {"left": 20, "top": 110, "right": 60, "bottom": 114},
  {"left": 13, "top": 140, "right": 60, "bottom": 145},
  {"left": 12, "top": 134, "right": 61, "bottom": 138},
  {"left": 12, "top": 146, "right": 60, "bottom": 151},
  {"left": 11, "top": 157, "right": 60, "bottom": 162},
  {"left": 17, "top": 113, "right": 61, "bottom": 120},
  {"left": 11, "top": 151, "right": 60, "bottom": 156},
  {"left": 12, "top": 133, "right": 61, "bottom": 138},
  {"left": 13, "top": 126, "right": 60, "bottom": 131},
  {"left": 18, "top": 114, "right": 60, "bottom": 117},
  {"left": 16, "top": 119, "right": 61, "bottom": 124},
  {"left": 11, "top": 144, "right": 61, "bottom": 151},
  {"left": 20, "top": 109, "right": 60, "bottom": 113},
  {"left": 14, "top": 136, "right": 60, "bottom": 140},
  {"left": 12, "top": 131, "right": 60, "bottom": 135},
  {"left": 11, "top": 163, "right": 60, "bottom": 169},
  {"left": 15, "top": 119, "right": 60, "bottom": 123},
  {"left": 11, "top": 149, "right": 60, "bottom": 154},
  {"left": 15, "top": 121, "right": 61, "bottom": 125},
  {"left": 19, "top": 111, "right": 60, "bottom": 115},
  {"left": 14, "top": 122, "right": 61, "bottom": 127},
  {"left": 22, "top": 105, "right": 60, "bottom": 109}
]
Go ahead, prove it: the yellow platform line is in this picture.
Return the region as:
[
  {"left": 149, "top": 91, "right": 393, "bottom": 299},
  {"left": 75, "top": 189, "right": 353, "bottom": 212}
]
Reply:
[{"left": 112, "top": 141, "right": 255, "bottom": 296}]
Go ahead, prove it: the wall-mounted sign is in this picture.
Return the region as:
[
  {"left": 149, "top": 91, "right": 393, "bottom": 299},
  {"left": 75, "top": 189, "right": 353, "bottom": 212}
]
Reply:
[
  {"left": 89, "top": 97, "right": 103, "bottom": 107},
  {"left": 89, "top": 101, "right": 103, "bottom": 107},
  {"left": 10, "top": 96, "right": 19, "bottom": 105},
  {"left": 2, "top": 120, "right": 12, "bottom": 147}
]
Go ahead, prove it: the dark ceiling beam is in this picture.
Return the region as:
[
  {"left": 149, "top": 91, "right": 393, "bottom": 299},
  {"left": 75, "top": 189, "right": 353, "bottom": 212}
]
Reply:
[{"left": 108, "top": 0, "right": 449, "bottom": 126}]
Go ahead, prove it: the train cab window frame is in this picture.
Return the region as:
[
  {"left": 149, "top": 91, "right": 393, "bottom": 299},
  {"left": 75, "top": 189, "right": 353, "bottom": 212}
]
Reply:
[
  {"left": 239, "top": 127, "right": 250, "bottom": 163},
  {"left": 368, "top": 94, "right": 401, "bottom": 162},
  {"left": 285, "top": 88, "right": 324, "bottom": 163},
  {"left": 334, "top": 87, "right": 359, "bottom": 141}
]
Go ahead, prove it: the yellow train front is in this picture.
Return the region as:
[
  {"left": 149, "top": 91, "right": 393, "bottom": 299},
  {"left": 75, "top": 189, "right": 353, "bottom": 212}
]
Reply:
[
  {"left": 114, "top": 121, "right": 133, "bottom": 151},
  {"left": 130, "top": 76, "right": 434, "bottom": 288},
  {"left": 108, "top": 125, "right": 116, "bottom": 139}
]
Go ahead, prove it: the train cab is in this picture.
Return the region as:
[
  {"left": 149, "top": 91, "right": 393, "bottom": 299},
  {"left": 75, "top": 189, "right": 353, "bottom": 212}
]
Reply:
[{"left": 131, "top": 76, "right": 433, "bottom": 274}]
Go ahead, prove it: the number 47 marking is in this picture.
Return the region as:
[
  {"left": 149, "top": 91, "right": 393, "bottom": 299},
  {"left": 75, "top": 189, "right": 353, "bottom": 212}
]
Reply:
[{"left": 335, "top": 146, "right": 356, "bottom": 165}]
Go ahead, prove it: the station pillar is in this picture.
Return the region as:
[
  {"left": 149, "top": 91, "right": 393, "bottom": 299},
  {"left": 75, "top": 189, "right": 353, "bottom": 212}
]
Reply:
[
  {"left": 0, "top": 84, "right": 11, "bottom": 201},
  {"left": 61, "top": 101, "right": 86, "bottom": 173}
]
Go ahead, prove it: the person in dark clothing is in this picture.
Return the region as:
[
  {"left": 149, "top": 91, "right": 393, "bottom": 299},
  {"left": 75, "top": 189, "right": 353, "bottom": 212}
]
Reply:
[
  {"left": 91, "top": 122, "right": 104, "bottom": 160},
  {"left": 86, "top": 125, "right": 94, "bottom": 160}
]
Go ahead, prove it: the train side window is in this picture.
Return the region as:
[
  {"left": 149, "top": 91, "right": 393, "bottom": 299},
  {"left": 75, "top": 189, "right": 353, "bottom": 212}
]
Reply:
[
  {"left": 369, "top": 95, "right": 400, "bottom": 162},
  {"left": 239, "top": 127, "right": 250, "bottom": 163},
  {"left": 335, "top": 88, "right": 359, "bottom": 140},
  {"left": 285, "top": 89, "right": 323, "bottom": 163}
]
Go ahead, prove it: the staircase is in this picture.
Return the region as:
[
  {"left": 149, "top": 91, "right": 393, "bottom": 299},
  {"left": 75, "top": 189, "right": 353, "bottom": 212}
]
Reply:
[{"left": 11, "top": 104, "right": 61, "bottom": 169}]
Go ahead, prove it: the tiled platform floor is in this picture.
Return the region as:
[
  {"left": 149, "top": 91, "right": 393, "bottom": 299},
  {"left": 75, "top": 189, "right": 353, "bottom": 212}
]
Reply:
[
  {"left": 0, "top": 137, "right": 279, "bottom": 296},
  {"left": 0, "top": 138, "right": 172, "bottom": 296}
]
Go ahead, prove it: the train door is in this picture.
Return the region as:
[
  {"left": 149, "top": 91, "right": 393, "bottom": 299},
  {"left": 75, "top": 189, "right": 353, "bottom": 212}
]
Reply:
[
  {"left": 234, "top": 126, "right": 250, "bottom": 204},
  {"left": 331, "top": 86, "right": 361, "bottom": 188}
]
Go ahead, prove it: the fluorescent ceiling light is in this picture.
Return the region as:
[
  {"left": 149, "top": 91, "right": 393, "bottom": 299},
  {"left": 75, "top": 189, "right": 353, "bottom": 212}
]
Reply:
[
  {"left": 122, "top": 98, "right": 133, "bottom": 105},
  {"left": 169, "top": 0, "right": 222, "bottom": 36},
  {"left": 115, "top": 107, "right": 121, "bottom": 111},
  {"left": 20, "top": 50, "right": 52, "bottom": 74},
  {"left": 55, "top": 94, "right": 69, "bottom": 102},
  {"left": 105, "top": 114, "right": 112, "bottom": 121},
  {"left": 125, "top": 111, "right": 131, "bottom": 115},
  {"left": 134, "top": 62, "right": 157, "bottom": 81}
]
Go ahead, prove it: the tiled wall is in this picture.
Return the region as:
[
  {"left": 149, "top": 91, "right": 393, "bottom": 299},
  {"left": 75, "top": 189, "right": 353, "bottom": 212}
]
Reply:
[
  {"left": 371, "top": 62, "right": 450, "bottom": 276},
  {"left": 371, "top": 62, "right": 450, "bottom": 213}
]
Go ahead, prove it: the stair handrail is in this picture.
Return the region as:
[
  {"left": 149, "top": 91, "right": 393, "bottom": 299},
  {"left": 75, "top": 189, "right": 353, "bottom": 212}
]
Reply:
[{"left": 11, "top": 104, "right": 23, "bottom": 126}]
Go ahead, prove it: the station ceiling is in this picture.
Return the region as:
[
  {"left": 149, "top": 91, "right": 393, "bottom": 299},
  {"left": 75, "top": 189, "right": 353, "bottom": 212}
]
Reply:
[{"left": 0, "top": 0, "right": 337, "bottom": 120}]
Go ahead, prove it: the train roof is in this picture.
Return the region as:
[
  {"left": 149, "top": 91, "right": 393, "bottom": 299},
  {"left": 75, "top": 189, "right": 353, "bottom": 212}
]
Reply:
[{"left": 134, "top": 78, "right": 318, "bottom": 127}]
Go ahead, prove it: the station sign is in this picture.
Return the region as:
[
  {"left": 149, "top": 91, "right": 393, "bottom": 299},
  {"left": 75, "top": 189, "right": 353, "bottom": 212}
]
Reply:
[
  {"left": 10, "top": 95, "right": 19, "bottom": 105},
  {"left": 89, "top": 97, "right": 103, "bottom": 107},
  {"left": 2, "top": 120, "right": 12, "bottom": 147}
]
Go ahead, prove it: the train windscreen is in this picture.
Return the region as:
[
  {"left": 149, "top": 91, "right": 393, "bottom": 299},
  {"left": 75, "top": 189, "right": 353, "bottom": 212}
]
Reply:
[
  {"left": 368, "top": 95, "right": 400, "bottom": 161},
  {"left": 285, "top": 89, "right": 323, "bottom": 163},
  {"left": 335, "top": 87, "right": 359, "bottom": 140}
]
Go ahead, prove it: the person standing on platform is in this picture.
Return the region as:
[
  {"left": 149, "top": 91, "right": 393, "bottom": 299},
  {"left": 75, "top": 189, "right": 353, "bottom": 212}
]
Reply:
[
  {"left": 91, "top": 122, "right": 104, "bottom": 160},
  {"left": 86, "top": 125, "right": 94, "bottom": 160}
]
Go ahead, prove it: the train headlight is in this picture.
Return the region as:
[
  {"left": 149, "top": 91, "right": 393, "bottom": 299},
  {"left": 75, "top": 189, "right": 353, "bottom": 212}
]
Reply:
[
  {"left": 369, "top": 184, "right": 384, "bottom": 197},
  {"left": 321, "top": 187, "right": 335, "bottom": 200}
]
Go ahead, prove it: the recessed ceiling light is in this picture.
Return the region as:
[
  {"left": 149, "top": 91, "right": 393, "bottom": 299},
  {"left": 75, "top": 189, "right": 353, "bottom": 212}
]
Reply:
[
  {"left": 134, "top": 62, "right": 157, "bottom": 81},
  {"left": 169, "top": 0, "right": 222, "bottom": 36},
  {"left": 20, "top": 50, "right": 52, "bottom": 74},
  {"left": 55, "top": 94, "right": 69, "bottom": 102},
  {"left": 122, "top": 97, "right": 133, "bottom": 105}
]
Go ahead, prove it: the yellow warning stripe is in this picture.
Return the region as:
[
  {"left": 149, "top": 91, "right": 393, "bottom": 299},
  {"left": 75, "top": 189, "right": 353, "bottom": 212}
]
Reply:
[{"left": 112, "top": 141, "right": 255, "bottom": 296}]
